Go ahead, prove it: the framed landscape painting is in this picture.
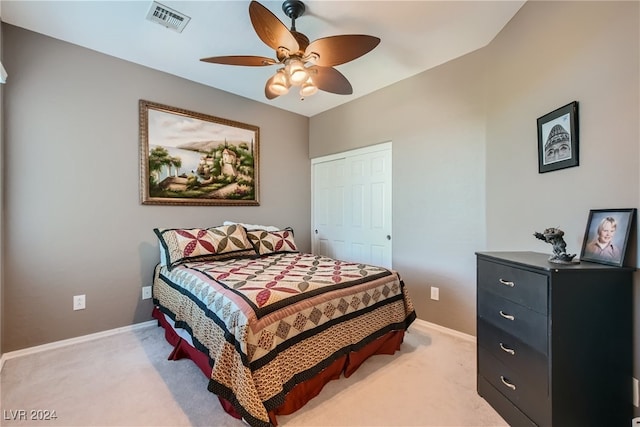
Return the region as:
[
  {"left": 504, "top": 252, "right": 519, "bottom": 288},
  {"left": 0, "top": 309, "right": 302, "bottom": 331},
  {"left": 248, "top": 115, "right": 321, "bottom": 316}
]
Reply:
[{"left": 139, "top": 100, "right": 259, "bottom": 206}]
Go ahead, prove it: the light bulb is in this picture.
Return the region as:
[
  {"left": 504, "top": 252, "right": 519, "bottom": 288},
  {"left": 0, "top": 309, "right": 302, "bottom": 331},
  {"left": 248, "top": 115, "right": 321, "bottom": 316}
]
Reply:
[
  {"left": 269, "top": 70, "right": 290, "bottom": 95},
  {"left": 300, "top": 77, "right": 318, "bottom": 97},
  {"left": 286, "top": 58, "right": 308, "bottom": 86}
]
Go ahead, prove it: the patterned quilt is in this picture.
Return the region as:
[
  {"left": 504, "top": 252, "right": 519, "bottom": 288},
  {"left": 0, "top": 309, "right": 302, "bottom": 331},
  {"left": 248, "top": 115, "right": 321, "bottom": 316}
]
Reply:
[{"left": 153, "top": 252, "right": 416, "bottom": 427}]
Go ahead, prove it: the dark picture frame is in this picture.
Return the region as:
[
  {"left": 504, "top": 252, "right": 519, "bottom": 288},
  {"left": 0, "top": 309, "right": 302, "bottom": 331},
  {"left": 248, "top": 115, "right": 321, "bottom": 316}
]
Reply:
[
  {"left": 537, "top": 101, "right": 579, "bottom": 173},
  {"left": 580, "top": 208, "right": 636, "bottom": 267},
  {"left": 139, "top": 100, "right": 259, "bottom": 206}
]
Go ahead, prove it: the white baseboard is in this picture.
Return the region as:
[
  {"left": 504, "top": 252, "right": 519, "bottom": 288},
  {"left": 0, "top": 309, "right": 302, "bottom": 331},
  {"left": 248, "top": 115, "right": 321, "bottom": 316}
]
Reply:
[
  {"left": 409, "top": 318, "right": 476, "bottom": 343},
  {"left": 0, "top": 320, "right": 157, "bottom": 373},
  {"left": 0, "top": 318, "right": 473, "bottom": 372}
]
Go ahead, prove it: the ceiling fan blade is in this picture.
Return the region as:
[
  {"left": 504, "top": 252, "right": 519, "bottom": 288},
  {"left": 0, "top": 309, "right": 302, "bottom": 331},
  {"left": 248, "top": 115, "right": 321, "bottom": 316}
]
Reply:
[
  {"left": 305, "top": 35, "right": 381, "bottom": 67},
  {"left": 200, "top": 55, "right": 276, "bottom": 66},
  {"left": 249, "top": 1, "right": 299, "bottom": 54},
  {"left": 309, "top": 66, "right": 353, "bottom": 95}
]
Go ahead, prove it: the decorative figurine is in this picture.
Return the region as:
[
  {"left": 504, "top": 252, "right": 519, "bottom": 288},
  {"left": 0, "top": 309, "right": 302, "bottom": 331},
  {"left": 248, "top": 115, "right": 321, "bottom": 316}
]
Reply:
[{"left": 533, "top": 227, "right": 578, "bottom": 264}]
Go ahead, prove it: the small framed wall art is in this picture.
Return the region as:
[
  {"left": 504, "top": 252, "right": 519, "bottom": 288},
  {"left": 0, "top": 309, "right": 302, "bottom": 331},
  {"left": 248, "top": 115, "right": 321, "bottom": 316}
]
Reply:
[
  {"left": 580, "top": 208, "right": 636, "bottom": 267},
  {"left": 537, "top": 101, "right": 579, "bottom": 173}
]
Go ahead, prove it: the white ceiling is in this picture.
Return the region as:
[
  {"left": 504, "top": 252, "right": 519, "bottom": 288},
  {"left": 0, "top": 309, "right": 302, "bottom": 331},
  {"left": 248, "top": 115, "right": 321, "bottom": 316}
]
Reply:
[{"left": 1, "top": 0, "right": 525, "bottom": 117}]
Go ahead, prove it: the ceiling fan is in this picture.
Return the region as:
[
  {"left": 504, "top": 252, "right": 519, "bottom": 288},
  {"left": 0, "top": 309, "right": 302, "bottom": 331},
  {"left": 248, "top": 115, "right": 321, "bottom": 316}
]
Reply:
[{"left": 200, "top": 0, "right": 380, "bottom": 100}]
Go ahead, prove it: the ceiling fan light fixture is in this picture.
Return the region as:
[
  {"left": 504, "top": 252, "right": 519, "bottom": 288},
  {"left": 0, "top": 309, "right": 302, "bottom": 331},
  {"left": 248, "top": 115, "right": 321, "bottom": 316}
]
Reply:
[
  {"left": 285, "top": 58, "right": 308, "bottom": 86},
  {"left": 269, "top": 69, "right": 290, "bottom": 95},
  {"left": 299, "top": 77, "right": 318, "bottom": 97}
]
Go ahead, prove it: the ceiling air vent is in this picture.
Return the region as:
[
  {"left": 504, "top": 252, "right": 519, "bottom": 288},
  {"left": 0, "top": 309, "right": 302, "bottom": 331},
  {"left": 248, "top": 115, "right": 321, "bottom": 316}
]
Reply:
[{"left": 146, "top": 1, "right": 191, "bottom": 33}]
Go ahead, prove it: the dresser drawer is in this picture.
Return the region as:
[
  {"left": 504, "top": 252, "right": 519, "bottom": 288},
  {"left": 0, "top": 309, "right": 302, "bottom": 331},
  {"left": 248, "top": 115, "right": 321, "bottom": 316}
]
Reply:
[
  {"left": 477, "top": 376, "right": 537, "bottom": 427},
  {"left": 478, "top": 259, "right": 548, "bottom": 314},
  {"left": 478, "top": 290, "right": 548, "bottom": 355},
  {"left": 477, "top": 318, "right": 548, "bottom": 392},
  {"left": 478, "top": 346, "right": 551, "bottom": 426}
]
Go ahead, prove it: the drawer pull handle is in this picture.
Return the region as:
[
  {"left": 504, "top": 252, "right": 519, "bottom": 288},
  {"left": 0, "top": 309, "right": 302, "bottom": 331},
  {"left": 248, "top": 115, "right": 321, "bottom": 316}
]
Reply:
[
  {"left": 499, "top": 310, "right": 515, "bottom": 321},
  {"left": 499, "top": 343, "right": 515, "bottom": 355},
  {"left": 500, "top": 375, "right": 516, "bottom": 391},
  {"left": 499, "top": 278, "right": 515, "bottom": 287}
]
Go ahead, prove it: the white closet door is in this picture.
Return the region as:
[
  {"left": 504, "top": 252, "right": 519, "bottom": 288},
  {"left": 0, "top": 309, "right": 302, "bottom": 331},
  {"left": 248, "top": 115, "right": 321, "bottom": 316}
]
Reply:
[
  {"left": 313, "top": 157, "right": 349, "bottom": 261},
  {"left": 312, "top": 143, "right": 392, "bottom": 269}
]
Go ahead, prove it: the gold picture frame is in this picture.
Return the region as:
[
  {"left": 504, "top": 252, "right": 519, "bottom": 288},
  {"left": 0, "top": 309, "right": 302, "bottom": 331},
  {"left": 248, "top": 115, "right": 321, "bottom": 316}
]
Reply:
[{"left": 139, "top": 100, "right": 259, "bottom": 206}]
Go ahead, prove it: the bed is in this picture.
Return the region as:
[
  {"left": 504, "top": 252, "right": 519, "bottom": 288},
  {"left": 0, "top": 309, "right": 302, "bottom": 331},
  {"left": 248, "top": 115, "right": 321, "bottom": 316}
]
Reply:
[{"left": 152, "top": 223, "right": 416, "bottom": 427}]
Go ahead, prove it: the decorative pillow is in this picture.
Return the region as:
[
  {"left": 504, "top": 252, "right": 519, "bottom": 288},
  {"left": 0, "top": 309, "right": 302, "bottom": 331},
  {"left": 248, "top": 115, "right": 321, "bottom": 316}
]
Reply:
[
  {"left": 223, "top": 220, "right": 280, "bottom": 232},
  {"left": 246, "top": 227, "right": 299, "bottom": 256},
  {"left": 154, "top": 224, "right": 256, "bottom": 268}
]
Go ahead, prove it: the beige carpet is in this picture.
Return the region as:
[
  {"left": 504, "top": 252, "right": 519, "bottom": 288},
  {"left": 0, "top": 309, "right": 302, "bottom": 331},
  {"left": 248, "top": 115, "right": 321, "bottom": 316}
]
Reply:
[{"left": 0, "top": 323, "right": 507, "bottom": 427}]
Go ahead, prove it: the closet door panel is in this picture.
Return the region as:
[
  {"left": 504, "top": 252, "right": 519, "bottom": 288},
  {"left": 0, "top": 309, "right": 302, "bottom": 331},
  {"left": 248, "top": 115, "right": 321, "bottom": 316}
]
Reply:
[{"left": 312, "top": 143, "right": 392, "bottom": 268}]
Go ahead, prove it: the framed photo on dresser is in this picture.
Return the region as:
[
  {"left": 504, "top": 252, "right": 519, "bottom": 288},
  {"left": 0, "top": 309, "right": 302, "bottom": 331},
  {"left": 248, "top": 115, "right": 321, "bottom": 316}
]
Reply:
[{"left": 580, "top": 208, "right": 635, "bottom": 267}]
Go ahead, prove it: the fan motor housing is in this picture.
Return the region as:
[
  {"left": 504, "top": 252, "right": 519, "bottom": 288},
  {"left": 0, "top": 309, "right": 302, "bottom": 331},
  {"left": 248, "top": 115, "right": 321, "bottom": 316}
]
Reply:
[{"left": 282, "top": 0, "right": 306, "bottom": 20}]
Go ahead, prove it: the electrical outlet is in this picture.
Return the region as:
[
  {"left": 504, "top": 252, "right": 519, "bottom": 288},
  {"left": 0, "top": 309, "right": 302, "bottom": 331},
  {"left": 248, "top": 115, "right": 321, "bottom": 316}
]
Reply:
[
  {"left": 73, "top": 294, "right": 86, "bottom": 311},
  {"left": 430, "top": 286, "right": 439, "bottom": 301},
  {"left": 142, "top": 286, "right": 152, "bottom": 300},
  {"left": 633, "top": 377, "right": 639, "bottom": 407}
]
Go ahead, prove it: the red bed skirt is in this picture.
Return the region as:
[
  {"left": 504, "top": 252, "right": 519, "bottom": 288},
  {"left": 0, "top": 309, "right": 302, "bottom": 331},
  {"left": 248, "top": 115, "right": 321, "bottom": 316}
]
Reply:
[{"left": 152, "top": 306, "right": 405, "bottom": 426}]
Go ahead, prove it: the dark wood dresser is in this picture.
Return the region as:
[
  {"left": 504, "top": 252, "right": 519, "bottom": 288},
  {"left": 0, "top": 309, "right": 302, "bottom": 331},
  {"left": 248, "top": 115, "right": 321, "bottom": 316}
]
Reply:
[{"left": 476, "top": 251, "right": 633, "bottom": 426}]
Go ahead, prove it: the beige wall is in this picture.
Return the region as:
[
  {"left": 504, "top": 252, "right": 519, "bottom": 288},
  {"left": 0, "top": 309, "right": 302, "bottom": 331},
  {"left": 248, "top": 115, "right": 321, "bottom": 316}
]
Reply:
[
  {"left": 485, "top": 1, "right": 639, "bottom": 253},
  {"left": 485, "top": 1, "right": 639, "bottom": 417},
  {"left": 310, "top": 49, "right": 488, "bottom": 335},
  {"left": 310, "top": 0, "right": 639, "bottom": 414},
  {"left": 1, "top": 25, "right": 310, "bottom": 352}
]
